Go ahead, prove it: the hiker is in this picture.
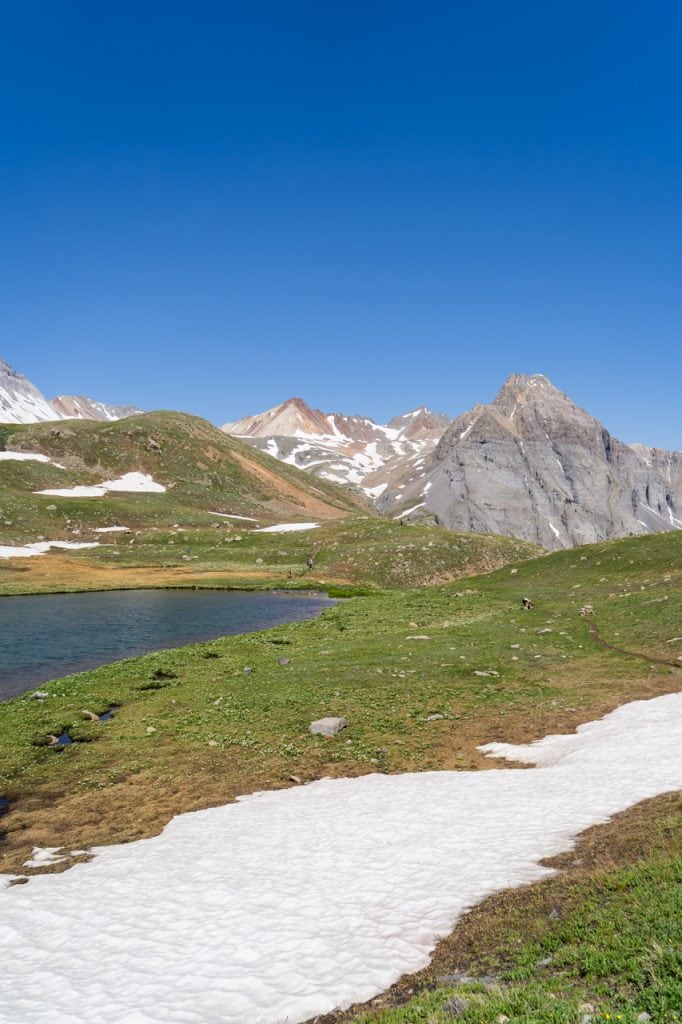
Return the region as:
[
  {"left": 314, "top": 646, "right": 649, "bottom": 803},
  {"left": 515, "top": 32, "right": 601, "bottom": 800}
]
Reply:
[
  {"left": 521, "top": 596, "right": 534, "bottom": 611},
  {"left": 307, "top": 557, "right": 314, "bottom": 570}
]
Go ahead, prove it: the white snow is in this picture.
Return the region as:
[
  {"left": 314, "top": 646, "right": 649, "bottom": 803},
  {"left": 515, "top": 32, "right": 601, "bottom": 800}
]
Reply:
[
  {"left": 0, "top": 541, "right": 100, "bottom": 560},
  {"left": 23, "top": 848, "right": 69, "bottom": 869},
  {"left": 253, "top": 522, "right": 320, "bottom": 533},
  {"left": 362, "top": 482, "right": 388, "bottom": 499},
  {"left": 208, "top": 512, "right": 259, "bottom": 522},
  {"left": 0, "top": 451, "right": 64, "bottom": 468},
  {"left": 93, "top": 526, "right": 131, "bottom": 534},
  {"left": 393, "top": 502, "right": 426, "bottom": 519},
  {"left": 1, "top": 692, "right": 681, "bottom": 1024},
  {"left": 36, "top": 472, "right": 166, "bottom": 498},
  {"left": 422, "top": 481, "right": 432, "bottom": 495},
  {"left": 459, "top": 423, "right": 473, "bottom": 441},
  {"left": 548, "top": 523, "right": 562, "bottom": 540}
]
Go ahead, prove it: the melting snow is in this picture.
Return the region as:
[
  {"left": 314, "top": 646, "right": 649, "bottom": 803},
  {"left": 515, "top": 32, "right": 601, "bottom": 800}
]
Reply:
[
  {"left": 208, "top": 512, "right": 259, "bottom": 522},
  {"left": 363, "top": 483, "right": 388, "bottom": 499},
  {"left": 393, "top": 502, "right": 426, "bottom": 519},
  {"left": 548, "top": 523, "right": 562, "bottom": 541},
  {"left": 93, "top": 526, "right": 130, "bottom": 534},
  {"left": 0, "top": 451, "right": 64, "bottom": 468},
  {"left": 36, "top": 472, "right": 166, "bottom": 498},
  {"left": 1, "top": 693, "right": 681, "bottom": 1024},
  {"left": 253, "top": 522, "right": 320, "bottom": 533},
  {"left": 0, "top": 541, "right": 100, "bottom": 560}
]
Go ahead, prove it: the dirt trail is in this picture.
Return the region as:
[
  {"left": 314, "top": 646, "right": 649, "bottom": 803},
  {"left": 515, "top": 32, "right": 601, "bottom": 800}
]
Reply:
[{"left": 586, "top": 619, "right": 681, "bottom": 668}]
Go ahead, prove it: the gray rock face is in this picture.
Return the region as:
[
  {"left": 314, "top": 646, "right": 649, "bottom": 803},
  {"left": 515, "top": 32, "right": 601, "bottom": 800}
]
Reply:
[{"left": 380, "top": 374, "right": 681, "bottom": 550}]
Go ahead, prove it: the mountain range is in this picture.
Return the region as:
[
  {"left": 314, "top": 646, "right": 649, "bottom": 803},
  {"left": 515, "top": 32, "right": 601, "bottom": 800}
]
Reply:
[
  {"left": 0, "top": 357, "right": 141, "bottom": 425},
  {"left": 223, "top": 376, "right": 682, "bottom": 550},
  {"left": 2, "top": 356, "right": 680, "bottom": 550}
]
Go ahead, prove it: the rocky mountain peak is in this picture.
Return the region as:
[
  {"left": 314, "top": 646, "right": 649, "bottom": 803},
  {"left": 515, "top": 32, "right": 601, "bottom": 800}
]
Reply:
[{"left": 0, "top": 357, "right": 140, "bottom": 425}]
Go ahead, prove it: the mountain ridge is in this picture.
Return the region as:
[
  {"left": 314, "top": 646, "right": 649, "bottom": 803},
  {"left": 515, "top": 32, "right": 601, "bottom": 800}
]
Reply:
[{"left": 0, "top": 357, "right": 141, "bottom": 425}]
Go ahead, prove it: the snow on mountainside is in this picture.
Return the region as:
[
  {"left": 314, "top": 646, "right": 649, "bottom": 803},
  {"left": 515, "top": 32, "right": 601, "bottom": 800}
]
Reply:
[
  {"left": 50, "top": 395, "right": 143, "bottom": 421},
  {"left": 0, "top": 358, "right": 139, "bottom": 424},
  {"left": 0, "top": 358, "right": 60, "bottom": 424},
  {"left": 222, "top": 398, "right": 452, "bottom": 497},
  {"left": 379, "top": 374, "right": 682, "bottom": 550}
]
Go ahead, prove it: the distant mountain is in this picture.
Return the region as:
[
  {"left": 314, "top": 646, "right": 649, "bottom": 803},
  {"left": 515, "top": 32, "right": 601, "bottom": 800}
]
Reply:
[
  {"left": 0, "top": 357, "right": 140, "bottom": 425},
  {"left": 49, "top": 395, "right": 143, "bottom": 422},
  {"left": 0, "top": 357, "right": 60, "bottom": 424},
  {"left": 379, "top": 374, "right": 682, "bottom": 550},
  {"left": 222, "top": 397, "right": 452, "bottom": 497}
]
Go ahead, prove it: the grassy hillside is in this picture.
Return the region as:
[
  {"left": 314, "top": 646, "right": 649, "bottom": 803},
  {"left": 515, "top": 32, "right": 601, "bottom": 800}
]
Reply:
[{"left": 0, "top": 410, "right": 362, "bottom": 545}]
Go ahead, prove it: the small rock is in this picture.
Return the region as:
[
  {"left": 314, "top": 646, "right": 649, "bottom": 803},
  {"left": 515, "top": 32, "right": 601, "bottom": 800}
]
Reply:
[
  {"left": 637, "top": 1014, "right": 652, "bottom": 1023},
  {"left": 208, "top": 740, "right": 218, "bottom": 747},
  {"left": 535, "top": 955, "right": 552, "bottom": 967},
  {"left": 289, "top": 775, "right": 302, "bottom": 784},
  {"left": 405, "top": 635, "right": 431, "bottom": 640},
  {"left": 278, "top": 657, "right": 290, "bottom": 666},
  {"left": 243, "top": 667, "right": 253, "bottom": 674},
  {"left": 580, "top": 1015, "right": 593, "bottom": 1024},
  {"left": 426, "top": 713, "right": 444, "bottom": 721},
  {"left": 146, "top": 726, "right": 156, "bottom": 734},
  {"left": 442, "top": 997, "right": 469, "bottom": 1018},
  {"left": 474, "top": 670, "right": 499, "bottom": 677},
  {"left": 579, "top": 1003, "right": 596, "bottom": 1013},
  {"left": 33, "top": 691, "right": 49, "bottom": 700},
  {"left": 549, "top": 907, "right": 560, "bottom": 920},
  {"left": 496, "top": 1016, "right": 510, "bottom": 1023},
  {"left": 309, "top": 717, "right": 347, "bottom": 738}
]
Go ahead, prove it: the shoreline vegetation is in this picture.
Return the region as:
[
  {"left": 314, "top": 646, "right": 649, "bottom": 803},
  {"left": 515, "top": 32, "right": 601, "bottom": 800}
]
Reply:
[{"left": 0, "top": 526, "right": 680, "bottom": 1021}]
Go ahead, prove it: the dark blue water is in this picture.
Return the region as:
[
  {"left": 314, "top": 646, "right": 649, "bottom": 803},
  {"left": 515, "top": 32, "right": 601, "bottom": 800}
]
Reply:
[{"left": 0, "top": 589, "right": 335, "bottom": 700}]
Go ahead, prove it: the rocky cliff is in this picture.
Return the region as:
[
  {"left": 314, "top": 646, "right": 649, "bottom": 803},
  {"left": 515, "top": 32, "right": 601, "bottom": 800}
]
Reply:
[{"left": 379, "top": 374, "right": 681, "bottom": 550}]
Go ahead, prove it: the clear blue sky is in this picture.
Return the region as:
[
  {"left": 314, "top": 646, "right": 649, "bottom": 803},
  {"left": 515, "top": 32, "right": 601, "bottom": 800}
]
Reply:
[{"left": 2, "top": 2, "right": 680, "bottom": 447}]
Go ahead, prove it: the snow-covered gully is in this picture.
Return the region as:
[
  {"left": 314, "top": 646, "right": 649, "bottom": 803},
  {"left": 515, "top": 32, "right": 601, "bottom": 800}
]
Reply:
[{"left": 1, "top": 692, "right": 681, "bottom": 1024}]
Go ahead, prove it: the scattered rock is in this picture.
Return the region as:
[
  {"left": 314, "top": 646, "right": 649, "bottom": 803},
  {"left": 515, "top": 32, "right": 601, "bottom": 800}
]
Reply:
[
  {"left": 579, "top": 1004, "right": 596, "bottom": 1014},
  {"left": 278, "top": 657, "right": 290, "bottom": 666},
  {"left": 496, "top": 1016, "right": 510, "bottom": 1023},
  {"left": 535, "top": 955, "right": 552, "bottom": 967},
  {"left": 309, "top": 717, "right": 347, "bottom": 738},
  {"left": 146, "top": 726, "right": 156, "bottom": 734},
  {"left": 289, "top": 775, "right": 302, "bottom": 784},
  {"left": 208, "top": 740, "right": 218, "bottom": 747},
  {"left": 442, "top": 996, "right": 469, "bottom": 1017},
  {"left": 243, "top": 667, "right": 253, "bottom": 674},
  {"left": 32, "top": 691, "right": 49, "bottom": 701},
  {"left": 405, "top": 635, "right": 431, "bottom": 640},
  {"left": 637, "top": 1014, "right": 652, "bottom": 1023},
  {"left": 474, "top": 670, "right": 499, "bottom": 677},
  {"left": 426, "top": 713, "right": 444, "bottom": 721}
]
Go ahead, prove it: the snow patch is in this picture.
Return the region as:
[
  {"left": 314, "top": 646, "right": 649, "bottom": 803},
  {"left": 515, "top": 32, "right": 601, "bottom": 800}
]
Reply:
[
  {"left": 0, "top": 451, "right": 64, "bottom": 468},
  {"left": 208, "top": 512, "right": 259, "bottom": 522},
  {"left": 0, "top": 541, "right": 100, "bottom": 560},
  {"left": 0, "top": 693, "right": 680, "bottom": 1024},
  {"left": 393, "top": 503, "right": 426, "bottom": 519},
  {"left": 36, "top": 472, "right": 166, "bottom": 498},
  {"left": 253, "top": 523, "right": 320, "bottom": 533}
]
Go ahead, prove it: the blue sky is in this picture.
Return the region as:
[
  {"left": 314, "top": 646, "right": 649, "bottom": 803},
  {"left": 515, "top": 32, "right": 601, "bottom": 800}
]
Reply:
[{"left": 1, "top": 2, "right": 680, "bottom": 447}]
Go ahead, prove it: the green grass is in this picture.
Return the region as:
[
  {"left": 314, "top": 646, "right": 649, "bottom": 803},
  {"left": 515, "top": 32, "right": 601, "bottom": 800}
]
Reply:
[{"left": 0, "top": 529, "right": 680, "bottom": 1022}]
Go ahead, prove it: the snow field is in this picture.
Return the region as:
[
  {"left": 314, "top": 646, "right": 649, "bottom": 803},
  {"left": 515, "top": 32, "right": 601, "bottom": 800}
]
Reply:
[
  {"left": 35, "top": 471, "right": 166, "bottom": 498},
  {"left": 0, "top": 541, "right": 100, "bottom": 560},
  {"left": 1, "top": 692, "right": 681, "bottom": 1024}
]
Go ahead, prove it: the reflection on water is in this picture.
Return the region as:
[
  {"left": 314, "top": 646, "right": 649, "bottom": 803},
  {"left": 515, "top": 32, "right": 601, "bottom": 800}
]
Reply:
[{"left": 0, "top": 589, "right": 335, "bottom": 700}]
